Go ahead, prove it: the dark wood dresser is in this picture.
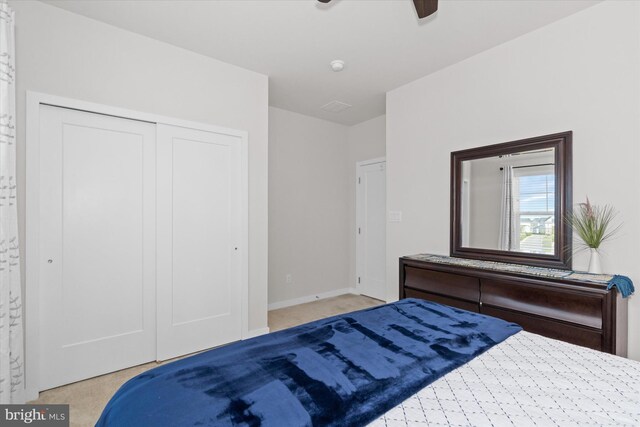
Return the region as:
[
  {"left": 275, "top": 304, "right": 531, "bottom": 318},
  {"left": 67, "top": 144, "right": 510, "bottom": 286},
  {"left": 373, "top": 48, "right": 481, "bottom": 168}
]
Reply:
[{"left": 399, "top": 255, "right": 628, "bottom": 356}]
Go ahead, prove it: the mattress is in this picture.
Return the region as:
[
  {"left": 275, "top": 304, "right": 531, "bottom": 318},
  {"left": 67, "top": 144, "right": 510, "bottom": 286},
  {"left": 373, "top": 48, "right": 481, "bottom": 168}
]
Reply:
[{"left": 373, "top": 331, "right": 640, "bottom": 426}]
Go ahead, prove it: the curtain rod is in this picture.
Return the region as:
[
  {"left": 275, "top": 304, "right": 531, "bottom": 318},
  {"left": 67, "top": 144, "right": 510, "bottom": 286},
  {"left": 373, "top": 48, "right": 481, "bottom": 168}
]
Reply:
[
  {"left": 498, "top": 148, "right": 554, "bottom": 157},
  {"left": 500, "top": 162, "right": 554, "bottom": 171}
]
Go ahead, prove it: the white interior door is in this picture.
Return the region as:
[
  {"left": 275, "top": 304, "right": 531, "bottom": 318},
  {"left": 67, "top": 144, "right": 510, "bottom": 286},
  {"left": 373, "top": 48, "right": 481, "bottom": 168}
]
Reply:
[
  {"left": 356, "top": 160, "right": 386, "bottom": 301},
  {"left": 156, "top": 124, "right": 244, "bottom": 361},
  {"left": 38, "top": 105, "right": 156, "bottom": 390}
]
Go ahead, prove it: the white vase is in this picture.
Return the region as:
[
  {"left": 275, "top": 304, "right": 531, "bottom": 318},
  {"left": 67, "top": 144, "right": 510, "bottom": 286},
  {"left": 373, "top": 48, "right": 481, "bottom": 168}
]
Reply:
[{"left": 588, "top": 248, "right": 603, "bottom": 274}]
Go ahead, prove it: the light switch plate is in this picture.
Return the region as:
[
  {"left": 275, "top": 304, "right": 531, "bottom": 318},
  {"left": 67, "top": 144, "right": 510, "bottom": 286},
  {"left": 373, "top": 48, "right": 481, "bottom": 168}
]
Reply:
[{"left": 389, "top": 211, "right": 402, "bottom": 222}]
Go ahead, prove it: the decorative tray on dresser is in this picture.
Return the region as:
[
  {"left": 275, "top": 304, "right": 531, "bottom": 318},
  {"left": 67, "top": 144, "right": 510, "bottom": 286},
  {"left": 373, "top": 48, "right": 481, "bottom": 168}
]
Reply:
[{"left": 399, "top": 254, "right": 629, "bottom": 356}]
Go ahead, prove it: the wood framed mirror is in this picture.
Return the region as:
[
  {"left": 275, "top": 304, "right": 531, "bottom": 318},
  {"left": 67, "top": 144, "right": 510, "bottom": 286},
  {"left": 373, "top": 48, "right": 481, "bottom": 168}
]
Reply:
[{"left": 451, "top": 131, "right": 572, "bottom": 269}]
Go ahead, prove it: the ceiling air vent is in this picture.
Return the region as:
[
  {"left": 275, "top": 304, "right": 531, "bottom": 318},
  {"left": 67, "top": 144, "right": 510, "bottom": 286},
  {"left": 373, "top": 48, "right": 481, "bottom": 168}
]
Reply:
[{"left": 320, "top": 100, "right": 352, "bottom": 113}]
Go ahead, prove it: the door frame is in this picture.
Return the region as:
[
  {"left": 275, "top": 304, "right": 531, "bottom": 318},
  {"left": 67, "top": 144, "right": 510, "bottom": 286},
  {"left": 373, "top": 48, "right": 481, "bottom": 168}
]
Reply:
[
  {"left": 25, "top": 92, "right": 249, "bottom": 400},
  {"left": 355, "top": 157, "right": 386, "bottom": 300}
]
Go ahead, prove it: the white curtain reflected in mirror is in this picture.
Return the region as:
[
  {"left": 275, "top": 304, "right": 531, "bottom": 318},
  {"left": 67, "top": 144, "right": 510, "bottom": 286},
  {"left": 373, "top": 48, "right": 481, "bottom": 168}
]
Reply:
[
  {"left": 499, "top": 165, "right": 517, "bottom": 251},
  {"left": 461, "top": 148, "right": 556, "bottom": 255}
]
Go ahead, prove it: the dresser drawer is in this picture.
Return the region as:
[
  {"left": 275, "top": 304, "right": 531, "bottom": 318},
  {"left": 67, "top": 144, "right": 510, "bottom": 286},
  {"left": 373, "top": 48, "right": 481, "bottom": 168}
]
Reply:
[
  {"left": 405, "top": 288, "right": 480, "bottom": 313},
  {"left": 481, "top": 306, "right": 603, "bottom": 351},
  {"left": 404, "top": 267, "right": 479, "bottom": 302},
  {"left": 481, "top": 279, "right": 603, "bottom": 329},
  {"left": 399, "top": 256, "right": 625, "bottom": 355}
]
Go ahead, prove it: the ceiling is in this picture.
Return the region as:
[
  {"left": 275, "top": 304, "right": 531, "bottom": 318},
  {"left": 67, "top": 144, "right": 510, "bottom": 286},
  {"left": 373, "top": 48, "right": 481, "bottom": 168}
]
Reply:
[{"left": 45, "top": 0, "right": 599, "bottom": 126}]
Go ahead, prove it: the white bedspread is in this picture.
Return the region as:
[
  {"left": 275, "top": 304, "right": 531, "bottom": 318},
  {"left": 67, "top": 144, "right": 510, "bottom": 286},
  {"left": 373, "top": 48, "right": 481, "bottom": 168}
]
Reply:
[{"left": 371, "top": 331, "right": 640, "bottom": 426}]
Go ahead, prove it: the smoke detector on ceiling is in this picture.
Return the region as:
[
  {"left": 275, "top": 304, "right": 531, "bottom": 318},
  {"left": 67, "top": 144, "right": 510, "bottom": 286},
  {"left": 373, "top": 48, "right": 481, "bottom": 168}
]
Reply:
[
  {"left": 320, "top": 100, "right": 352, "bottom": 113},
  {"left": 330, "top": 60, "right": 345, "bottom": 72}
]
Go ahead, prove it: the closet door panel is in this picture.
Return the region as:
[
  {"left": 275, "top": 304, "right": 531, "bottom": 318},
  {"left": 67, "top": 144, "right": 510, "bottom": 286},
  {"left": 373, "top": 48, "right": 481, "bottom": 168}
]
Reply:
[
  {"left": 156, "top": 124, "right": 243, "bottom": 360},
  {"left": 171, "top": 139, "right": 232, "bottom": 324},
  {"left": 39, "top": 105, "right": 156, "bottom": 390}
]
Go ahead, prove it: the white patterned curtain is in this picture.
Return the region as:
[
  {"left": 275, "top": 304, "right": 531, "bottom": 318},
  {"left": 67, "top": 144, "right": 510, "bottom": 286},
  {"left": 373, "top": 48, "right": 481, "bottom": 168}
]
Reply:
[
  {"left": 498, "top": 165, "right": 518, "bottom": 251},
  {"left": 0, "top": 1, "right": 23, "bottom": 404}
]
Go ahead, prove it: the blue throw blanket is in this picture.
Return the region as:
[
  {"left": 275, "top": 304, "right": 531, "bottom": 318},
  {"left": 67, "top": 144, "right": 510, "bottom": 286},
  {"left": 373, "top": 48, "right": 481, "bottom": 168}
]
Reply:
[
  {"left": 97, "top": 299, "right": 521, "bottom": 426},
  {"left": 608, "top": 275, "right": 635, "bottom": 298}
]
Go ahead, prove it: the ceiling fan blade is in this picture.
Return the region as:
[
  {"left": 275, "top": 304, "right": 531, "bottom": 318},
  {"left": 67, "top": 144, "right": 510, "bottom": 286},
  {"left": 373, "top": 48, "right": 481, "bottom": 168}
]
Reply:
[{"left": 413, "top": 0, "right": 438, "bottom": 19}]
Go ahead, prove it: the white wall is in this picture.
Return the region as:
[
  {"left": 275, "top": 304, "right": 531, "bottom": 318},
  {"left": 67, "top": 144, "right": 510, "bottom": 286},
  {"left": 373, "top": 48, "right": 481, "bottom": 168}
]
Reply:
[
  {"left": 11, "top": 1, "right": 269, "bottom": 332},
  {"left": 386, "top": 2, "right": 640, "bottom": 359},
  {"left": 347, "top": 115, "right": 386, "bottom": 293},
  {"left": 268, "top": 107, "right": 350, "bottom": 306},
  {"left": 468, "top": 156, "right": 502, "bottom": 250},
  {"left": 268, "top": 111, "right": 386, "bottom": 308}
]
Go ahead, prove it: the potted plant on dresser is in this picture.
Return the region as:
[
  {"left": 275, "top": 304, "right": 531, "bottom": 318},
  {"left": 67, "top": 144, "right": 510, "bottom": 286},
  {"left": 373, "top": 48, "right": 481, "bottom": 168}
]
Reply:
[{"left": 566, "top": 197, "right": 620, "bottom": 274}]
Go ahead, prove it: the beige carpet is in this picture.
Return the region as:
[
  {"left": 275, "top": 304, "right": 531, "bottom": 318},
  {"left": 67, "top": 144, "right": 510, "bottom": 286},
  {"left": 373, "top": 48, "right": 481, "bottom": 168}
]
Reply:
[{"left": 31, "top": 293, "right": 383, "bottom": 427}]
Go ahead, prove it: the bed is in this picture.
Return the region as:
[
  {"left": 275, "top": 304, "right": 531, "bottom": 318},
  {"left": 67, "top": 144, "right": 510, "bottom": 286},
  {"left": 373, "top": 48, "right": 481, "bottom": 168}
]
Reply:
[
  {"left": 96, "top": 299, "right": 640, "bottom": 426},
  {"left": 375, "top": 331, "right": 640, "bottom": 426}
]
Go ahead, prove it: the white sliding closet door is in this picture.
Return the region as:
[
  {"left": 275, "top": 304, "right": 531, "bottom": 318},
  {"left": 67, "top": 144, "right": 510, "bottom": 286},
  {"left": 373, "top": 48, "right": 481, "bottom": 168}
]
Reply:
[
  {"left": 156, "top": 124, "right": 243, "bottom": 360},
  {"left": 38, "top": 106, "right": 156, "bottom": 390}
]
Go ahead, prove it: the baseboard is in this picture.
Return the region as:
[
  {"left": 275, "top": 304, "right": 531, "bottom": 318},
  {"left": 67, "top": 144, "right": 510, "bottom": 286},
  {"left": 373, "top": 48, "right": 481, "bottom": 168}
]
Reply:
[
  {"left": 268, "top": 287, "right": 359, "bottom": 311},
  {"left": 25, "top": 387, "right": 39, "bottom": 403},
  {"left": 244, "top": 327, "right": 270, "bottom": 339}
]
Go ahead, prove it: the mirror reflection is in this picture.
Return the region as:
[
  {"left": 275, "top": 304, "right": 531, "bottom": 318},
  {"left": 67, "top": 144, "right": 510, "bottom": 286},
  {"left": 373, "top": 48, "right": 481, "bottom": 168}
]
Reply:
[{"left": 460, "top": 148, "right": 556, "bottom": 255}]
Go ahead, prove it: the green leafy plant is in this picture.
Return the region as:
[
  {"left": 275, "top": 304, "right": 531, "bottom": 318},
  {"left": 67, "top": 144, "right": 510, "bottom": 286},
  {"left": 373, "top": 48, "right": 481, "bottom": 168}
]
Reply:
[{"left": 565, "top": 197, "right": 621, "bottom": 250}]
